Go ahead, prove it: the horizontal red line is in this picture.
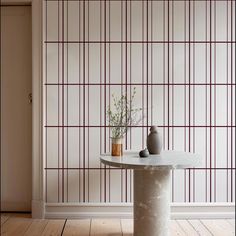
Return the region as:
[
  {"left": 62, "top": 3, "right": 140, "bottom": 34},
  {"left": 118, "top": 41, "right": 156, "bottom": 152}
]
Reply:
[
  {"left": 45, "top": 167, "right": 235, "bottom": 170},
  {"left": 45, "top": 0, "right": 232, "bottom": 2},
  {"left": 45, "top": 83, "right": 236, "bottom": 86},
  {"left": 45, "top": 40, "right": 236, "bottom": 44},
  {"left": 45, "top": 125, "right": 236, "bottom": 128}
]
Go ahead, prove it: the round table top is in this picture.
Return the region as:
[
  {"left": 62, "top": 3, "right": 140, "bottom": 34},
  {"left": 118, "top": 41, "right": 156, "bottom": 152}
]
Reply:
[{"left": 100, "top": 150, "right": 202, "bottom": 170}]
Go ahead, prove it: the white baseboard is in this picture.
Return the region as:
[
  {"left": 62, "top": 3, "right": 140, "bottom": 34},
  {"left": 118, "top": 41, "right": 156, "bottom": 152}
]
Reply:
[
  {"left": 45, "top": 202, "right": 235, "bottom": 219},
  {"left": 32, "top": 200, "right": 45, "bottom": 219}
]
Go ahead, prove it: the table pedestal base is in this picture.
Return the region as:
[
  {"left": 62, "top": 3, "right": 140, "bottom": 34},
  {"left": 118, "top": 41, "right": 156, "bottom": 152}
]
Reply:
[{"left": 134, "top": 169, "right": 171, "bottom": 236}]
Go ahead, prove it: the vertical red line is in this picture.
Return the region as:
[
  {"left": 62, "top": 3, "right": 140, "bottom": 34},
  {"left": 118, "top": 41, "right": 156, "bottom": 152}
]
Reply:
[
  {"left": 188, "top": 0, "right": 191, "bottom": 203},
  {"left": 146, "top": 0, "right": 149, "bottom": 141},
  {"left": 129, "top": 0, "right": 132, "bottom": 150},
  {"left": 171, "top": 0, "right": 174, "bottom": 202},
  {"left": 87, "top": 0, "right": 90, "bottom": 202},
  {"left": 58, "top": 0, "right": 60, "bottom": 203},
  {"left": 234, "top": 0, "right": 236, "bottom": 203},
  {"left": 129, "top": 0, "right": 132, "bottom": 202},
  {"left": 226, "top": 0, "right": 229, "bottom": 202},
  {"left": 167, "top": 0, "right": 170, "bottom": 151},
  {"left": 193, "top": 0, "right": 195, "bottom": 202},
  {"left": 151, "top": 0, "right": 153, "bottom": 126},
  {"left": 66, "top": 0, "right": 69, "bottom": 202},
  {"left": 171, "top": 1, "right": 175, "bottom": 151},
  {"left": 172, "top": 0, "right": 174, "bottom": 151},
  {"left": 104, "top": 0, "right": 107, "bottom": 202},
  {"left": 125, "top": 0, "right": 128, "bottom": 151},
  {"left": 108, "top": 0, "right": 111, "bottom": 202},
  {"left": 125, "top": 0, "right": 128, "bottom": 203},
  {"left": 205, "top": 0, "right": 208, "bottom": 202},
  {"left": 62, "top": 0, "right": 65, "bottom": 203},
  {"left": 210, "top": 0, "right": 212, "bottom": 203},
  {"left": 231, "top": 2, "right": 236, "bottom": 201},
  {"left": 214, "top": 0, "right": 216, "bottom": 202},
  {"left": 78, "top": 0, "right": 81, "bottom": 202},
  {"left": 121, "top": 0, "right": 123, "bottom": 202},
  {"left": 163, "top": 1, "right": 166, "bottom": 151},
  {"left": 230, "top": 0, "right": 233, "bottom": 202},
  {"left": 184, "top": 0, "right": 187, "bottom": 203},
  {"left": 83, "top": 0, "right": 86, "bottom": 202},
  {"left": 167, "top": 0, "right": 173, "bottom": 202},
  {"left": 99, "top": 0, "right": 102, "bottom": 202},
  {"left": 142, "top": 0, "right": 144, "bottom": 149},
  {"left": 45, "top": 0, "right": 48, "bottom": 202}
]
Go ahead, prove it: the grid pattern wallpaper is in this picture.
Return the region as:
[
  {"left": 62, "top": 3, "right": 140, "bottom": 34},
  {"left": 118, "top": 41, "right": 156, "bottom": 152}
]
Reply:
[{"left": 44, "top": 0, "right": 235, "bottom": 203}]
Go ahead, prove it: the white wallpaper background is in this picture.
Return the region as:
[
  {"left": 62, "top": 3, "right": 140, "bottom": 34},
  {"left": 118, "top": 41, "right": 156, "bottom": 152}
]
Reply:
[{"left": 44, "top": 0, "right": 235, "bottom": 203}]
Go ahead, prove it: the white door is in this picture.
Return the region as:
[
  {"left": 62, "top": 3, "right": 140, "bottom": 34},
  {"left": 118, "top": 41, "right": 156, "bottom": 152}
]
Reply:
[{"left": 1, "top": 5, "right": 32, "bottom": 211}]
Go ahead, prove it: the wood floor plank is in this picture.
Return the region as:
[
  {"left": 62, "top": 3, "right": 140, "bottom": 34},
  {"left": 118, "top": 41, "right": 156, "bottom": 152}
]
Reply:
[
  {"left": 121, "top": 219, "right": 133, "bottom": 236},
  {"left": 188, "top": 220, "right": 212, "bottom": 236},
  {"left": 1, "top": 215, "right": 10, "bottom": 225},
  {"left": 176, "top": 220, "right": 198, "bottom": 236},
  {"left": 41, "top": 220, "right": 65, "bottom": 236},
  {"left": 201, "top": 219, "right": 235, "bottom": 236},
  {"left": 62, "top": 219, "right": 91, "bottom": 236},
  {"left": 90, "top": 219, "right": 122, "bottom": 236},
  {"left": 1, "top": 217, "right": 32, "bottom": 236},
  {"left": 170, "top": 220, "right": 187, "bottom": 236},
  {"left": 24, "top": 219, "right": 49, "bottom": 236}
]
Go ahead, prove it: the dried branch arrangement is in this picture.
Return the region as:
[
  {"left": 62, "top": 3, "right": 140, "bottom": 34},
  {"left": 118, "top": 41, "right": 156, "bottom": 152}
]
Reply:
[{"left": 107, "top": 87, "right": 143, "bottom": 139}]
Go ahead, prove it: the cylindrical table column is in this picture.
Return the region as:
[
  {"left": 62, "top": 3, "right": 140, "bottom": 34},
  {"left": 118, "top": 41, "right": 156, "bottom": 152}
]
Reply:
[{"left": 133, "top": 168, "right": 171, "bottom": 236}]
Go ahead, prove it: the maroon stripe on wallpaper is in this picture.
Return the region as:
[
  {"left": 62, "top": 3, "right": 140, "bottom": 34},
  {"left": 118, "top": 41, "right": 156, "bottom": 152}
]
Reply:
[
  {"left": 188, "top": 0, "right": 191, "bottom": 203},
  {"left": 61, "top": 0, "right": 65, "bottom": 203},
  {"left": 104, "top": 0, "right": 107, "bottom": 203},
  {"left": 78, "top": 2, "right": 82, "bottom": 201},
  {"left": 129, "top": 0, "right": 132, "bottom": 202},
  {"left": 45, "top": 83, "right": 236, "bottom": 86},
  {"left": 167, "top": 0, "right": 170, "bottom": 152},
  {"left": 99, "top": 0, "right": 102, "bottom": 203},
  {"left": 121, "top": 0, "right": 124, "bottom": 203},
  {"left": 45, "top": 167, "right": 236, "bottom": 170},
  {"left": 87, "top": 0, "right": 90, "bottom": 202},
  {"left": 108, "top": 0, "right": 111, "bottom": 203},
  {"left": 45, "top": 125, "right": 236, "bottom": 128},
  {"left": 205, "top": 0, "right": 208, "bottom": 203},
  {"left": 45, "top": 40, "right": 236, "bottom": 44},
  {"left": 226, "top": 0, "right": 229, "bottom": 202},
  {"left": 231, "top": 2, "right": 236, "bottom": 204},
  {"left": 66, "top": 0, "right": 69, "bottom": 202},
  {"left": 230, "top": 0, "right": 233, "bottom": 203},
  {"left": 193, "top": 0, "right": 195, "bottom": 202},
  {"left": 45, "top": 0, "right": 48, "bottom": 202},
  {"left": 214, "top": 0, "right": 216, "bottom": 202},
  {"left": 44, "top": 0, "right": 236, "bottom": 2},
  {"left": 184, "top": 0, "right": 187, "bottom": 203},
  {"left": 171, "top": 0, "right": 175, "bottom": 202},
  {"left": 82, "top": 0, "right": 86, "bottom": 202},
  {"left": 209, "top": 0, "right": 212, "bottom": 203},
  {"left": 57, "top": 0, "right": 60, "bottom": 203}
]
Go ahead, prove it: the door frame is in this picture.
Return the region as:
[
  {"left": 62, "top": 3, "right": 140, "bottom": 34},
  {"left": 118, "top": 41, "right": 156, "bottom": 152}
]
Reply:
[{"left": 1, "top": 0, "right": 44, "bottom": 218}]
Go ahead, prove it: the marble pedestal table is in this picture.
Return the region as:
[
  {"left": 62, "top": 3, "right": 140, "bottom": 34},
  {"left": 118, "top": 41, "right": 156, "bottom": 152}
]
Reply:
[{"left": 100, "top": 151, "right": 201, "bottom": 236}]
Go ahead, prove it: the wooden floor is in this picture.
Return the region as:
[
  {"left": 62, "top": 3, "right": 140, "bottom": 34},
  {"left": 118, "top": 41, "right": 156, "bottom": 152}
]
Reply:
[{"left": 1, "top": 214, "right": 235, "bottom": 236}]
